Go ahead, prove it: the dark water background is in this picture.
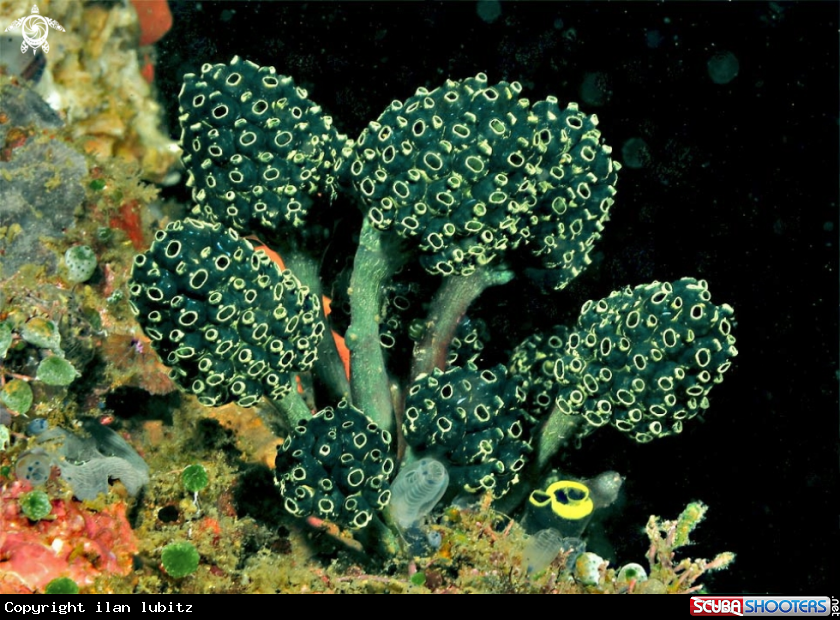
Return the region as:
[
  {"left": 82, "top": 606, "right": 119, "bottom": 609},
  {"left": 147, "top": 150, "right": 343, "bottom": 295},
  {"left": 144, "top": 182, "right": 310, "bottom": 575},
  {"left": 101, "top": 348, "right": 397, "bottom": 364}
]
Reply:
[{"left": 154, "top": 1, "right": 839, "bottom": 595}]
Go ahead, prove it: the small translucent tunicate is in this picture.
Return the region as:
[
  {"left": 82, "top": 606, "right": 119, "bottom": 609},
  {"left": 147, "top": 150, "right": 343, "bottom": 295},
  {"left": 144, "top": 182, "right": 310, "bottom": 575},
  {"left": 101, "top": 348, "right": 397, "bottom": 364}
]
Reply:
[
  {"left": 64, "top": 245, "right": 97, "bottom": 283},
  {"left": 389, "top": 457, "right": 449, "bottom": 529},
  {"left": 523, "top": 528, "right": 565, "bottom": 574},
  {"left": 586, "top": 470, "right": 623, "bottom": 508},
  {"left": 15, "top": 449, "right": 53, "bottom": 485},
  {"left": 524, "top": 531, "right": 586, "bottom": 574},
  {"left": 707, "top": 51, "right": 739, "bottom": 85}
]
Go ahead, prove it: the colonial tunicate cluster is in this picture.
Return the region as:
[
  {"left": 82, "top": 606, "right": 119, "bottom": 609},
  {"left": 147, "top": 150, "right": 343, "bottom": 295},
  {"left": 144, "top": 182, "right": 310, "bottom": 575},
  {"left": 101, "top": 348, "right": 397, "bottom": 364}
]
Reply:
[
  {"left": 118, "top": 59, "right": 743, "bottom": 568},
  {"left": 275, "top": 399, "right": 395, "bottom": 530},
  {"left": 128, "top": 218, "right": 323, "bottom": 407},
  {"left": 510, "top": 277, "right": 738, "bottom": 443},
  {"left": 349, "top": 73, "right": 619, "bottom": 288},
  {"left": 178, "top": 56, "right": 351, "bottom": 242},
  {"left": 403, "top": 363, "right": 533, "bottom": 498},
  {"left": 522, "top": 528, "right": 584, "bottom": 575}
]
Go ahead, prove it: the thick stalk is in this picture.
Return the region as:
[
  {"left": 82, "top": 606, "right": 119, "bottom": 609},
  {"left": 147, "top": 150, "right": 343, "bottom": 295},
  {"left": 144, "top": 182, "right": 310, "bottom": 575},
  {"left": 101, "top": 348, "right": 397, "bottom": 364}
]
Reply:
[
  {"left": 269, "top": 388, "right": 313, "bottom": 428},
  {"left": 409, "top": 265, "right": 514, "bottom": 382},
  {"left": 277, "top": 247, "right": 351, "bottom": 403},
  {"left": 366, "top": 514, "right": 402, "bottom": 559},
  {"left": 494, "top": 404, "right": 583, "bottom": 515},
  {"left": 536, "top": 403, "right": 583, "bottom": 470},
  {"left": 346, "top": 220, "right": 402, "bottom": 431}
]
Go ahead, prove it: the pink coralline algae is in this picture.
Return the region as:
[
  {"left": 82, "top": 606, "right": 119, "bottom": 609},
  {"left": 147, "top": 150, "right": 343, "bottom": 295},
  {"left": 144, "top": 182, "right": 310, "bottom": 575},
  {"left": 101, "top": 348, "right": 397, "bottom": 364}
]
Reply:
[{"left": 0, "top": 480, "right": 138, "bottom": 593}]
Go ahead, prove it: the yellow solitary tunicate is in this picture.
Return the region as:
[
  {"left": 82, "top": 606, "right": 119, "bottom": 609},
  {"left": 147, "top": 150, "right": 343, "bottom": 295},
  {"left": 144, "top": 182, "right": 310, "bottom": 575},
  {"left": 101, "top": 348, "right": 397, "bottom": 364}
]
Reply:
[{"left": 548, "top": 480, "right": 594, "bottom": 520}]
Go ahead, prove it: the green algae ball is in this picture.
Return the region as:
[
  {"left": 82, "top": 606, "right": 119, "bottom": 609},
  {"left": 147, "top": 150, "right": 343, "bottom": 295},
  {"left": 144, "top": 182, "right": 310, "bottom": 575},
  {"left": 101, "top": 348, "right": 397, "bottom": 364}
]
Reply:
[
  {"left": 20, "top": 490, "right": 52, "bottom": 521},
  {"left": 36, "top": 355, "right": 79, "bottom": 386},
  {"left": 161, "top": 541, "right": 200, "bottom": 578},
  {"left": 182, "top": 464, "right": 208, "bottom": 493},
  {"left": 0, "top": 379, "right": 33, "bottom": 415},
  {"left": 21, "top": 317, "right": 61, "bottom": 351},
  {"left": 64, "top": 245, "right": 97, "bottom": 283},
  {"left": 44, "top": 577, "right": 79, "bottom": 594}
]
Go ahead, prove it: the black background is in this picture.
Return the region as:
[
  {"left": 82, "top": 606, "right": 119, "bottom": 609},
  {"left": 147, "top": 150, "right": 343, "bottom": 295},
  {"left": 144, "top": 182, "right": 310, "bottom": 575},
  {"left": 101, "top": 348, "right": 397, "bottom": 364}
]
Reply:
[{"left": 154, "top": 1, "right": 839, "bottom": 595}]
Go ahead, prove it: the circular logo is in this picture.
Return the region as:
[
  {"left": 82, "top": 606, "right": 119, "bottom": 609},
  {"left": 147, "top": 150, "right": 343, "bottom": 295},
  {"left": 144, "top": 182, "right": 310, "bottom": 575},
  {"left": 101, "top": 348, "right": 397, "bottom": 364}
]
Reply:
[{"left": 20, "top": 14, "right": 49, "bottom": 52}]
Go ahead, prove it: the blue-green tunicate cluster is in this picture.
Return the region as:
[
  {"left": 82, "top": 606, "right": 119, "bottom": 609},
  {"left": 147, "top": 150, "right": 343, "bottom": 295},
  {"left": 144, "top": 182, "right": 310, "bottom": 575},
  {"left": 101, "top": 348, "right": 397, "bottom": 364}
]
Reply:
[
  {"left": 349, "top": 73, "right": 619, "bottom": 288},
  {"left": 523, "top": 528, "right": 568, "bottom": 574},
  {"left": 64, "top": 245, "right": 97, "bottom": 283},
  {"left": 403, "top": 363, "right": 533, "bottom": 498},
  {"left": 329, "top": 262, "right": 435, "bottom": 370},
  {"left": 128, "top": 218, "right": 324, "bottom": 408},
  {"left": 178, "top": 56, "right": 351, "bottom": 242},
  {"left": 510, "top": 278, "right": 738, "bottom": 443},
  {"left": 446, "top": 315, "right": 490, "bottom": 368},
  {"left": 371, "top": 268, "right": 429, "bottom": 352},
  {"left": 275, "top": 399, "right": 395, "bottom": 530}
]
